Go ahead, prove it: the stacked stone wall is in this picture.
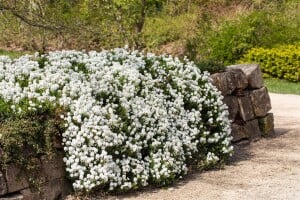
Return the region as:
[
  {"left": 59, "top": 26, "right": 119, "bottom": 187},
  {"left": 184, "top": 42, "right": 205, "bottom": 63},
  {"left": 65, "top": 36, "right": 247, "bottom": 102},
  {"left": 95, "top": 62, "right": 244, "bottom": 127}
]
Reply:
[
  {"left": 0, "top": 144, "right": 71, "bottom": 200},
  {"left": 211, "top": 64, "right": 274, "bottom": 143}
]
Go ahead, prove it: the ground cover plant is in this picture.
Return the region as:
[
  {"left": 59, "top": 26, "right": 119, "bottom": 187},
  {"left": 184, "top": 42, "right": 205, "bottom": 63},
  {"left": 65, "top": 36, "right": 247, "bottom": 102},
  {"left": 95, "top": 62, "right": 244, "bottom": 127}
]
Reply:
[{"left": 0, "top": 48, "right": 233, "bottom": 192}]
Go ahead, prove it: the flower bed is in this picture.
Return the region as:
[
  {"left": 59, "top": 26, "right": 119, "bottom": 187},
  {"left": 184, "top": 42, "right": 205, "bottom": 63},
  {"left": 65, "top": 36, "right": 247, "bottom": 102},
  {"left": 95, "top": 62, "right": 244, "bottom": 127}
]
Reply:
[{"left": 0, "top": 48, "right": 233, "bottom": 192}]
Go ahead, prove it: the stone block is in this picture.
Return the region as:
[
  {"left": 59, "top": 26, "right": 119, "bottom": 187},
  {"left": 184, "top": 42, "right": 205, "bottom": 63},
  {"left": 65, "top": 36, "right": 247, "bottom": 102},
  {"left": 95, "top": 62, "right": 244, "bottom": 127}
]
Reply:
[
  {"left": 250, "top": 87, "right": 272, "bottom": 117},
  {"left": 20, "top": 178, "right": 72, "bottom": 200},
  {"left": 258, "top": 113, "right": 275, "bottom": 137},
  {"left": 231, "top": 119, "right": 261, "bottom": 142},
  {"left": 4, "top": 165, "right": 30, "bottom": 193},
  {"left": 40, "top": 151, "right": 66, "bottom": 182},
  {"left": 42, "top": 178, "right": 71, "bottom": 200},
  {"left": 226, "top": 68, "right": 248, "bottom": 89},
  {"left": 210, "top": 72, "right": 236, "bottom": 96},
  {"left": 223, "top": 96, "right": 239, "bottom": 120},
  {"left": 18, "top": 189, "right": 39, "bottom": 200},
  {"left": 237, "top": 93, "right": 255, "bottom": 121},
  {"left": 231, "top": 123, "right": 249, "bottom": 142},
  {"left": 227, "top": 64, "right": 264, "bottom": 89},
  {"left": 0, "top": 194, "right": 23, "bottom": 200},
  {"left": 0, "top": 171, "right": 7, "bottom": 196}
]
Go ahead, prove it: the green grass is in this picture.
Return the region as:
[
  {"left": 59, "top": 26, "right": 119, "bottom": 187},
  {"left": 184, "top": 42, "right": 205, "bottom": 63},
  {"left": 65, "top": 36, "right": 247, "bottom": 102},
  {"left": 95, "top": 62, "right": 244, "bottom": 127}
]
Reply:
[
  {"left": 264, "top": 78, "right": 300, "bottom": 95},
  {"left": 0, "top": 49, "right": 25, "bottom": 58}
]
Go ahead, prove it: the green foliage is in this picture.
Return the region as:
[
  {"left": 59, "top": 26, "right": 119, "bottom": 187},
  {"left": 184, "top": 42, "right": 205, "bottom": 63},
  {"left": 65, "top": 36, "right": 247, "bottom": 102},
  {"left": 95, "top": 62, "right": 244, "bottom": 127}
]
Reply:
[
  {"left": 0, "top": 98, "right": 64, "bottom": 188},
  {"left": 143, "top": 12, "right": 197, "bottom": 50},
  {"left": 0, "top": 0, "right": 299, "bottom": 65},
  {"left": 0, "top": 0, "right": 168, "bottom": 50},
  {"left": 187, "top": 1, "right": 300, "bottom": 65},
  {"left": 196, "top": 60, "right": 225, "bottom": 74},
  {"left": 241, "top": 44, "right": 300, "bottom": 82},
  {"left": 0, "top": 98, "right": 14, "bottom": 122}
]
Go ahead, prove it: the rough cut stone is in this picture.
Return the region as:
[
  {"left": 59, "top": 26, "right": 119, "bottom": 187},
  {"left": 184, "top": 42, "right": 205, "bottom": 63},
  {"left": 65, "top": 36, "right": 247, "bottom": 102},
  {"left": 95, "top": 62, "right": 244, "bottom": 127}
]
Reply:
[
  {"left": 42, "top": 178, "right": 71, "bottom": 200},
  {"left": 237, "top": 93, "right": 255, "bottom": 121},
  {"left": 226, "top": 68, "right": 248, "bottom": 89},
  {"left": 227, "top": 64, "right": 264, "bottom": 89},
  {"left": 250, "top": 87, "right": 272, "bottom": 117},
  {"left": 210, "top": 72, "right": 228, "bottom": 95},
  {"left": 231, "top": 119, "right": 261, "bottom": 142},
  {"left": 19, "top": 188, "right": 39, "bottom": 200},
  {"left": 4, "top": 165, "right": 30, "bottom": 193},
  {"left": 247, "top": 119, "right": 262, "bottom": 139},
  {"left": 258, "top": 113, "right": 275, "bottom": 137},
  {"left": 20, "top": 178, "right": 71, "bottom": 200},
  {"left": 223, "top": 96, "right": 239, "bottom": 120},
  {"left": 0, "top": 194, "right": 23, "bottom": 200},
  {"left": 0, "top": 171, "right": 7, "bottom": 196},
  {"left": 231, "top": 123, "right": 248, "bottom": 142},
  {"left": 40, "top": 151, "right": 66, "bottom": 182},
  {"left": 210, "top": 72, "right": 236, "bottom": 95},
  {"left": 225, "top": 71, "right": 237, "bottom": 95}
]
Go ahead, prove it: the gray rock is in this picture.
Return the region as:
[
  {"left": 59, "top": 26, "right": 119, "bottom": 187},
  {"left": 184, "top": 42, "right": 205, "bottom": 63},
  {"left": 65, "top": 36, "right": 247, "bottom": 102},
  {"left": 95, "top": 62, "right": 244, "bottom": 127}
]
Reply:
[
  {"left": 231, "top": 119, "right": 261, "bottom": 142},
  {"left": 223, "top": 96, "right": 239, "bottom": 120},
  {"left": 20, "top": 178, "right": 71, "bottom": 200},
  {"left": 226, "top": 68, "right": 248, "bottom": 89},
  {"left": 0, "top": 194, "right": 23, "bottom": 200},
  {"left": 18, "top": 189, "right": 39, "bottom": 200},
  {"left": 231, "top": 123, "right": 249, "bottom": 142},
  {"left": 40, "top": 151, "right": 66, "bottom": 182},
  {"left": 4, "top": 165, "right": 30, "bottom": 193},
  {"left": 258, "top": 113, "right": 275, "bottom": 137},
  {"left": 227, "top": 64, "right": 264, "bottom": 89},
  {"left": 237, "top": 92, "right": 255, "bottom": 121},
  {"left": 250, "top": 87, "right": 272, "bottom": 117},
  {"left": 0, "top": 171, "right": 7, "bottom": 196},
  {"left": 210, "top": 72, "right": 236, "bottom": 96}
]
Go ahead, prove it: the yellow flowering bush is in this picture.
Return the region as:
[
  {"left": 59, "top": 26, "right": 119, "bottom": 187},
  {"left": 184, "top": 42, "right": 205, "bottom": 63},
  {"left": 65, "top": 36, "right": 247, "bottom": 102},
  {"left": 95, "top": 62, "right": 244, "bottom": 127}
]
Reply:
[{"left": 241, "top": 44, "right": 300, "bottom": 82}]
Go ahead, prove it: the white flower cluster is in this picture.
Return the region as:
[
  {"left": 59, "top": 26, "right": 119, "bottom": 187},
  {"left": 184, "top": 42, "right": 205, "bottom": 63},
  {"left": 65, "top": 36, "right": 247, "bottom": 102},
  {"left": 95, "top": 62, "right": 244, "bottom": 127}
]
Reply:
[{"left": 0, "top": 48, "right": 233, "bottom": 191}]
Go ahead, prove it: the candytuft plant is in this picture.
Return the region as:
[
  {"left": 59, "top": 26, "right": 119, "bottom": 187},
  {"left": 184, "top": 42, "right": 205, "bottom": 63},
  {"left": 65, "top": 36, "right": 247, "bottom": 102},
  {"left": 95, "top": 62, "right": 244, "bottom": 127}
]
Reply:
[{"left": 0, "top": 48, "right": 233, "bottom": 192}]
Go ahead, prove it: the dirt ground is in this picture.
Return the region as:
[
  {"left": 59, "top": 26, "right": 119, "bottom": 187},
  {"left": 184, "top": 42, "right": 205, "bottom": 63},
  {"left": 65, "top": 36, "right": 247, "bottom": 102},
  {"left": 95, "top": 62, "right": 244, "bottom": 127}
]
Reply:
[{"left": 67, "top": 93, "right": 300, "bottom": 200}]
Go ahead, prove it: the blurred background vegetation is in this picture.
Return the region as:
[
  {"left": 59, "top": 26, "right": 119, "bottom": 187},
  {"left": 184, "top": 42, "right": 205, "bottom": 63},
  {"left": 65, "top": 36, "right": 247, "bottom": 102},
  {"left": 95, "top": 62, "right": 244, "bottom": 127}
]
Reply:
[{"left": 0, "top": 0, "right": 299, "bottom": 79}]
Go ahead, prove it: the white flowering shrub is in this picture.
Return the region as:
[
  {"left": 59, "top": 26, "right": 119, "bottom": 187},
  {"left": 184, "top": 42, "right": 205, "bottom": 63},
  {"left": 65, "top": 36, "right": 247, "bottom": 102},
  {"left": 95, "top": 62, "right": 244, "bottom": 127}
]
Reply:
[{"left": 0, "top": 48, "right": 233, "bottom": 192}]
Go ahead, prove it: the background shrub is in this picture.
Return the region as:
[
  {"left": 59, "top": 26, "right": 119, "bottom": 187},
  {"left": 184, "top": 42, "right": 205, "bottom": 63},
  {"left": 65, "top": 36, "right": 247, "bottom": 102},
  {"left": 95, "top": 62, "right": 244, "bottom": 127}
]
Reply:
[
  {"left": 187, "top": 1, "right": 300, "bottom": 65},
  {"left": 241, "top": 44, "right": 300, "bottom": 82},
  {"left": 196, "top": 60, "right": 225, "bottom": 74},
  {"left": 1, "top": 1, "right": 299, "bottom": 74}
]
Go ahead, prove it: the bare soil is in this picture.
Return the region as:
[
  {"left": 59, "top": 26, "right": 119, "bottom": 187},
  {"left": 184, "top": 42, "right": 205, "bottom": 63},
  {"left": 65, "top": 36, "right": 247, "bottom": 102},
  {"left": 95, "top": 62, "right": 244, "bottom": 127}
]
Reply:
[{"left": 67, "top": 93, "right": 300, "bottom": 200}]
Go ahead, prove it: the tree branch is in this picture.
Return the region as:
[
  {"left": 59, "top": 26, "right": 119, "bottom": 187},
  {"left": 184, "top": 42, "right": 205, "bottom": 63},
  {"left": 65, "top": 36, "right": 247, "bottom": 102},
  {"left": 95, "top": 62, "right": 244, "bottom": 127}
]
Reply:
[{"left": 0, "top": 4, "right": 63, "bottom": 31}]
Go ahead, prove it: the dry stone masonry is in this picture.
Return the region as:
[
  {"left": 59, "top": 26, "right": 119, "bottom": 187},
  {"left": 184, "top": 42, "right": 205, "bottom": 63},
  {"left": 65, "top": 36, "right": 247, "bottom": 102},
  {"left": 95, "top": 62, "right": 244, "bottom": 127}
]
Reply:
[
  {"left": 0, "top": 149, "right": 71, "bottom": 200},
  {"left": 211, "top": 64, "right": 275, "bottom": 142},
  {"left": 0, "top": 63, "right": 274, "bottom": 200}
]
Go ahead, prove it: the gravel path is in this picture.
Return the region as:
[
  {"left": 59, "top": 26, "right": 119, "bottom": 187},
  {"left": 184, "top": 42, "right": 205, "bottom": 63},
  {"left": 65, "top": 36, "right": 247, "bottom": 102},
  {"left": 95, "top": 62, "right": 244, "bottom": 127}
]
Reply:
[{"left": 68, "top": 93, "right": 300, "bottom": 200}]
